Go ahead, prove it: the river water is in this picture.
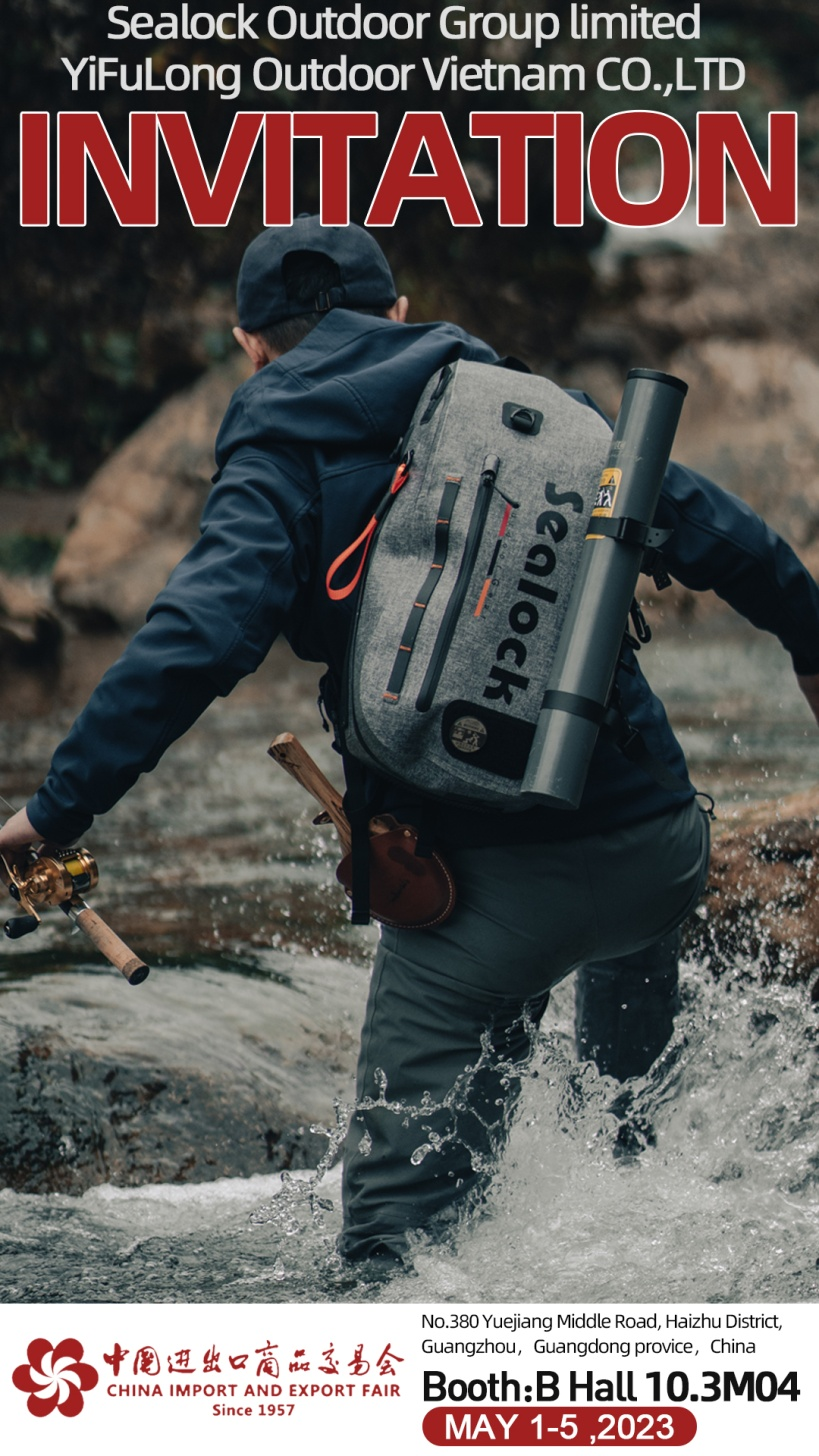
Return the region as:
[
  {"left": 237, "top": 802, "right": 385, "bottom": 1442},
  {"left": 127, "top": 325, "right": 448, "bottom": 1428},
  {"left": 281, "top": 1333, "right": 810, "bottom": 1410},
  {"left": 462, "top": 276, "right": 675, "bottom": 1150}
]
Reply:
[{"left": 0, "top": 619, "right": 817, "bottom": 1306}]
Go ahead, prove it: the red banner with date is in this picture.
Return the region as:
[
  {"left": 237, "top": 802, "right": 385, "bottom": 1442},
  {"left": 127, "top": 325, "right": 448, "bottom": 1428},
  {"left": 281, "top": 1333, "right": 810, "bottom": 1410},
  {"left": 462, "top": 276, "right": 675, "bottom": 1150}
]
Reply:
[{"left": 423, "top": 1406, "right": 697, "bottom": 1446}]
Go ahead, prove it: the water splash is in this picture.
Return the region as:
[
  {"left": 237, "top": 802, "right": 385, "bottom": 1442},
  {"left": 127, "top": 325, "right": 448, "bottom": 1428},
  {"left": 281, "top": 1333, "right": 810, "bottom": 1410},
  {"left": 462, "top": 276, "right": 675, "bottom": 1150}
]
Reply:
[{"left": 1, "top": 952, "right": 817, "bottom": 1304}]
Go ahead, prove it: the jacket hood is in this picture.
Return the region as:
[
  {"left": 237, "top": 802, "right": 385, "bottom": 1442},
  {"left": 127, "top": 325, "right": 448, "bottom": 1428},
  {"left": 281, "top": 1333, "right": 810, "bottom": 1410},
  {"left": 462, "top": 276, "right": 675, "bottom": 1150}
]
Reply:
[{"left": 214, "top": 310, "right": 497, "bottom": 468}]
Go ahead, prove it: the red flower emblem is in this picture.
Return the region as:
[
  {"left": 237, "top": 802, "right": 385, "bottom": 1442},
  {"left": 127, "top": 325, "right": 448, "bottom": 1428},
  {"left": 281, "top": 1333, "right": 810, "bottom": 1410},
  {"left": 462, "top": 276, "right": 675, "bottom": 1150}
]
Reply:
[{"left": 12, "top": 1338, "right": 99, "bottom": 1417}]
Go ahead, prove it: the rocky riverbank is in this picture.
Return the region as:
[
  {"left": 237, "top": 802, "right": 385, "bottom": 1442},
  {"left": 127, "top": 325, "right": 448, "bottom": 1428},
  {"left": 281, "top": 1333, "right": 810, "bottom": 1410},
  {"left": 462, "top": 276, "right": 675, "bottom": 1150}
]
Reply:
[{"left": 688, "top": 789, "right": 819, "bottom": 997}]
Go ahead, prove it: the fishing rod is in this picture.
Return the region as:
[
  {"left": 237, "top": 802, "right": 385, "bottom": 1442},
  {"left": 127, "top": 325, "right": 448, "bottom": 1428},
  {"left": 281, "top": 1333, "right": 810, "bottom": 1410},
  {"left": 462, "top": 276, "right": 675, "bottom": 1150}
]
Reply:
[{"left": 0, "top": 795, "right": 149, "bottom": 985}]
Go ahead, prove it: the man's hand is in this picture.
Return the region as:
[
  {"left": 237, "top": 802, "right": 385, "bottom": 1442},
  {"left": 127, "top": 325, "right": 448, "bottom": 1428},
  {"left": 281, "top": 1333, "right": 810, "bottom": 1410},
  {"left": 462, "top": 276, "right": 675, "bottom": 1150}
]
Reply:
[
  {"left": 0, "top": 808, "right": 40, "bottom": 856},
  {"left": 796, "top": 672, "right": 819, "bottom": 729}
]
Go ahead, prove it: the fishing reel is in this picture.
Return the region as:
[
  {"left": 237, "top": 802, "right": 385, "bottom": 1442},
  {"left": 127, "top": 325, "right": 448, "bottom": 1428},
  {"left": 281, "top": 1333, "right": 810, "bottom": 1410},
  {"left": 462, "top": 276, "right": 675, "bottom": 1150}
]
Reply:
[
  {"left": 3, "top": 846, "right": 98, "bottom": 926},
  {"left": 1, "top": 846, "right": 149, "bottom": 985}
]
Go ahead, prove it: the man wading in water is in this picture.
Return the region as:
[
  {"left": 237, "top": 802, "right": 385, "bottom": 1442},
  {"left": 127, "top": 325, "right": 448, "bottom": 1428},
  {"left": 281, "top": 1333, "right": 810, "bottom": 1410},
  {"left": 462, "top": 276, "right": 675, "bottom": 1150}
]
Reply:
[{"left": 2, "top": 219, "right": 819, "bottom": 1274}]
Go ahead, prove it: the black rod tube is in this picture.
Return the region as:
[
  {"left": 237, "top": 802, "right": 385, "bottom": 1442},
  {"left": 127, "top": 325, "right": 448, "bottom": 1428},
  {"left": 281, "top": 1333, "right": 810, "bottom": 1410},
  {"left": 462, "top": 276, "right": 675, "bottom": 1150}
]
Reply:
[{"left": 522, "top": 369, "right": 688, "bottom": 808}]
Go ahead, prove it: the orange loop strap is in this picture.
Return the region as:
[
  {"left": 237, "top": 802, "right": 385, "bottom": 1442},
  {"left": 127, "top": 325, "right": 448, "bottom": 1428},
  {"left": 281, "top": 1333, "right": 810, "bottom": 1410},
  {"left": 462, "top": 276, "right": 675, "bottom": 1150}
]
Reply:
[
  {"left": 325, "top": 460, "right": 411, "bottom": 602},
  {"left": 326, "top": 515, "right": 378, "bottom": 601}
]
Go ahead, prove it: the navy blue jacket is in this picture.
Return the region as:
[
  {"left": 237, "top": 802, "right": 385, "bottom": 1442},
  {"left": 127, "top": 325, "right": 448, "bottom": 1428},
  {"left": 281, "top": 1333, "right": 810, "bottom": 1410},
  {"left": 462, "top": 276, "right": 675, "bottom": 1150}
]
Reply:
[{"left": 27, "top": 311, "right": 819, "bottom": 847}]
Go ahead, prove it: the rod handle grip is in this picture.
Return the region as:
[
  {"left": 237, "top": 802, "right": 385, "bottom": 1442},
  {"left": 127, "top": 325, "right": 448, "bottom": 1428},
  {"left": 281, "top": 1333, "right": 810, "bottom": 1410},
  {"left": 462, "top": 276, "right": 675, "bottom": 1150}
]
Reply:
[{"left": 66, "top": 903, "right": 150, "bottom": 984}]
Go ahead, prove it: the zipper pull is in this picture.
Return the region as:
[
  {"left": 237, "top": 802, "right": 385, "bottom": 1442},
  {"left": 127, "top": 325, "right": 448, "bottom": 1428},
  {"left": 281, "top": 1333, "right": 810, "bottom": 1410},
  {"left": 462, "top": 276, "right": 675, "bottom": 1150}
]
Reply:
[
  {"left": 480, "top": 454, "right": 519, "bottom": 509},
  {"left": 480, "top": 454, "right": 500, "bottom": 487}
]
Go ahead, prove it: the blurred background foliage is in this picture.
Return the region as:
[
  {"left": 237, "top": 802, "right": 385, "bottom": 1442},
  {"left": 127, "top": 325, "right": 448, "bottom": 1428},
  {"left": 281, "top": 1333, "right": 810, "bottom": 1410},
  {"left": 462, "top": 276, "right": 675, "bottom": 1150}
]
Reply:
[{"left": 2, "top": 0, "right": 818, "bottom": 493}]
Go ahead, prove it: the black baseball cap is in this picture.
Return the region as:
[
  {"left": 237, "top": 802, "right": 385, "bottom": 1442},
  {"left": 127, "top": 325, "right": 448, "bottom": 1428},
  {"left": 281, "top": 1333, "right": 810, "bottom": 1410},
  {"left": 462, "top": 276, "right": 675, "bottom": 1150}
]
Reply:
[{"left": 236, "top": 215, "right": 397, "bottom": 332}]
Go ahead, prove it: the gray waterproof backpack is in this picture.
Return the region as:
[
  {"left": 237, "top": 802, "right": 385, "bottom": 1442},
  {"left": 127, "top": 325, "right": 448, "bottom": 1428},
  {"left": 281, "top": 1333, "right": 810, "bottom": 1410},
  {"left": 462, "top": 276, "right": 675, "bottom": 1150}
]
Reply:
[{"left": 330, "top": 359, "right": 613, "bottom": 810}]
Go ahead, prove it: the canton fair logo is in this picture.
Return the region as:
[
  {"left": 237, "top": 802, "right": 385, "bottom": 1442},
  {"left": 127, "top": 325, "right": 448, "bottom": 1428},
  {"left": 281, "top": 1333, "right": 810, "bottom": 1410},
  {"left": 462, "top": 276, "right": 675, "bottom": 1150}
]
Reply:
[{"left": 13, "top": 1338, "right": 99, "bottom": 1418}]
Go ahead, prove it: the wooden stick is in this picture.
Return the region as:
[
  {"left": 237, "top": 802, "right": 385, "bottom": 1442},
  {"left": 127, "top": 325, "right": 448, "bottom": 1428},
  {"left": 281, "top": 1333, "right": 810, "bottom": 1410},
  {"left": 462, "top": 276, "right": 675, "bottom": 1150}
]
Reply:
[{"left": 268, "top": 732, "right": 352, "bottom": 857}]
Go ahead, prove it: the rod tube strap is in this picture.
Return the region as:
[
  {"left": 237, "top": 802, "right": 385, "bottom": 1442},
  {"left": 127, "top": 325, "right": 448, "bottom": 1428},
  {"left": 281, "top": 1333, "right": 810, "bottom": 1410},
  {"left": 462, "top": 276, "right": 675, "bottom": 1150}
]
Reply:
[
  {"left": 539, "top": 690, "right": 606, "bottom": 725},
  {"left": 587, "top": 516, "right": 673, "bottom": 550}
]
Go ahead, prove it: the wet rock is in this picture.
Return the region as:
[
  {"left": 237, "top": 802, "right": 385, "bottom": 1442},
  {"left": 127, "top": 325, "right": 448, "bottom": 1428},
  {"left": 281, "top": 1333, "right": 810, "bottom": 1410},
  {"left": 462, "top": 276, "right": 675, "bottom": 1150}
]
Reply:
[
  {"left": 0, "top": 1023, "right": 330, "bottom": 1197},
  {"left": 0, "top": 573, "right": 61, "bottom": 664},
  {"left": 574, "top": 210, "right": 819, "bottom": 624},
  {"left": 685, "top": 789, "right": 819, "bottom": 990},
  {"left": 635, "top": 336, "right": 819, "bottom": 624},
  {"left": 0, "top": 952, "right": 367, "bottom": 1196},
  {"left": 0, "top": 1019, "right": 327, "bottom": 1199},
  {"left": 51, "top": 358, "right": 246, "bottom": 632},
  {"left": 628, "top": 210, "right": 819, "bottom": 360},
  {"left": 669, "top": 339, "right": 819, "bottom": 568}
]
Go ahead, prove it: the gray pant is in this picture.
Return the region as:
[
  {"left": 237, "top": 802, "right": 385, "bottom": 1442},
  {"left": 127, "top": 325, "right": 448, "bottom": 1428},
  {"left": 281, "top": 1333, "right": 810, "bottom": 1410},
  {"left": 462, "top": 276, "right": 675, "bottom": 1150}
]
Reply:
[{"left": 340, "top": 798, "right": 710, "bottom": 1262}]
